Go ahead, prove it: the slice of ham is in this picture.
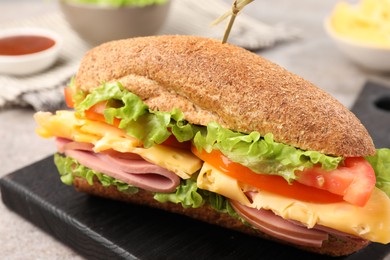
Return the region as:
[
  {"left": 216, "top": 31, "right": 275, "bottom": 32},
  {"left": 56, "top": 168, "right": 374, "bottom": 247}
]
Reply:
[
  {"left": 56, "top": 137, "right": 94, "bottom": 153},
  {"left": 288, "top": 219, "right": 367, "bottom": 244},
  {"left": 230, "top": 199, "right": 329, "bottom": 248},
  {"left": 55, "top": 138, "right": 180, "bottom": 193},
  {"left": 56, "top": 138, "right": 349, "bottom": 247}
]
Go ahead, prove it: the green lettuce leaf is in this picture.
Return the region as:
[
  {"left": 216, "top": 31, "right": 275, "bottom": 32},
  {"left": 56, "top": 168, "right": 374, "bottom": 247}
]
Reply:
[
  {"left": 64, "top": 0, "right": 168, "bottom": 7},
  {"left": 76, "top": 82, "right": 200, "bottom": 148},
  {"left": 153, "top": 177, "right": 245, "bottom": 222},
  {"left": 193, "top": 122, "right": 343, "bottom": 182},
  {"left": 55, "top": 152, "right": 246, "bottom": 221},
  {"left": 201, "top": 190, "right": 248, "bottom": 224},
  {"left": 75, "top": 82, "right": 342, "bottom": 181},
  {"left": 366, "top": 148, "right": 390, "bottom": 197},
  {"left": 54, "top": 154, "right": 139, "bottom": 194},
  {"left": 154, "top": 178, "right": 205, "bottom": 208}
]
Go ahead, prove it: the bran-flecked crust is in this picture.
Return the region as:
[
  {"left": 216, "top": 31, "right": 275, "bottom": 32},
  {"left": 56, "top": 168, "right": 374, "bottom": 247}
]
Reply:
[
  {"left": 73, "top": 177, "right": 370, "bottom": 256},
  {"left": 74, "top": 35, "right": 375, "bottom": 157}
]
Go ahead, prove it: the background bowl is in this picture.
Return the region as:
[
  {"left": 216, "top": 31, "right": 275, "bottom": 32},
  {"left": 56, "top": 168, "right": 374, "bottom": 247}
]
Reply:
[
  {"left": 325, "top": 19, "right": 390, "bottom": 72},
  {"left": 0, "top": 28, "right": 62, "bottom": 76},
  {"left": 59, "top": 0, "right": 171, "bottom": 46}
]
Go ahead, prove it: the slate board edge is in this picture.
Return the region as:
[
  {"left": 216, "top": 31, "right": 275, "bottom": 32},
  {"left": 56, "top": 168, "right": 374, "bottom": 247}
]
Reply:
[{"left": 0, "top": 157, "right": 138, "bottom": 260}]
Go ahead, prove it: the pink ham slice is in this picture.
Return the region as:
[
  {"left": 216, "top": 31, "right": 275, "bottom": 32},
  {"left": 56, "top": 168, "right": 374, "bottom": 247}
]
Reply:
[
  {"left": 230, "top": 199, "right": 329, "bottom": 247},
  {"left": 55, "top": 138, "right": 180, "bottom": 193},
  {"left": 289, "top": 220, "right": 366, "bottom": 243},
  {"left": 56, "top": 139, "right": 348, "bottom": 246}
]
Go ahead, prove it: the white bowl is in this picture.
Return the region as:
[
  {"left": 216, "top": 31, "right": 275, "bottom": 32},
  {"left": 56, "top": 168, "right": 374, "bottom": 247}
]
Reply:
[
  {"left": 59, "top": 1, "right": 171, "bottom": 46},
  {"left": 324, "top": 19, "right": 390, "bottom": 72},
  {"left": 0, "top": 28, "right": 62, "bottom": 76}
]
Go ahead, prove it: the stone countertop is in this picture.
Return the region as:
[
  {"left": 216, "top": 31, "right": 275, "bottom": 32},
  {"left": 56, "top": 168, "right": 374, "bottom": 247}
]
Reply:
[{"left": 0, "top": 0, "right": 389, "bottom": 259}]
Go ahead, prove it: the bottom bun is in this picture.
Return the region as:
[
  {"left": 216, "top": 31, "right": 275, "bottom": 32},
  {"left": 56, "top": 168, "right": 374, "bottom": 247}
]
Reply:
[{"left": 73, "top": 176, "right": 370, "bottom": 256}]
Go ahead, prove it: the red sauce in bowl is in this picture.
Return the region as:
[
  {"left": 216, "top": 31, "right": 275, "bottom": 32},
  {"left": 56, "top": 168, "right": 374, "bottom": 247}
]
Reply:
[{"left": 0, "top": 35, "right": 55, "bottom": 56}]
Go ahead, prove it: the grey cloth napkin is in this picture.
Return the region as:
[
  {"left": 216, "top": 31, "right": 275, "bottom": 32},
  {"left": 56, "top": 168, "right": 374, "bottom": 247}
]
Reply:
[{"left": 0, "top": 0, "right": 299, "bottom": 111}]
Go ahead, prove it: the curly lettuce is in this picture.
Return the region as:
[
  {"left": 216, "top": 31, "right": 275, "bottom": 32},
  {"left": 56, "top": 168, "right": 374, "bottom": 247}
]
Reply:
[
  {"left": 193, "top": 122, "right": 343, "bottom": 182},
  {"left": 76, "top": 82, "right": 200, "bottom": 148},
  {"left": 153, "top": 178, "right": 246, "bottom": 222},
  {"left": 63, "top": 0, "right": 168, "bottom": 7},
  {"left": 154, "top": 178, "right": 204, "bottom": 208},
  {"left": 366, "top": 148, "right": 390, "bottom": 197},
  {"left": 74, "top": 82, "right": 343, "bottom": 181},
  {"left": 54, "top": 154, "right": 139, "bottom": 194},
  {"left": 56, "top": 153, "right": 247, "bottom": 221}
]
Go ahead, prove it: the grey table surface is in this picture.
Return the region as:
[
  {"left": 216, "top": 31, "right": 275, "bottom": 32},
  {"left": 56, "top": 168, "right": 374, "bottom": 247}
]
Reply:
[{"left": 1, "top": 0, "right": 390, "bottom": 259}]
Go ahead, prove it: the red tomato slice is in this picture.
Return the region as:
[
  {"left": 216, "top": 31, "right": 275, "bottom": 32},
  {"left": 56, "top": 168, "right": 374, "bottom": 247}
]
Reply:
[
  {"left": 161, "top": 135, "right": 191, "bottom": 150},
  {"left": 84, "top": 102, "right": 121, "bottom": 128},
  {"left": 191, "top": 146, "right": 344, "bottom": 204},
  {"left": 295, "top": 157, "right": 375, "bottom": 207},
  {"left": 64, "top": 86, "right": 75, "bottom": 108}
]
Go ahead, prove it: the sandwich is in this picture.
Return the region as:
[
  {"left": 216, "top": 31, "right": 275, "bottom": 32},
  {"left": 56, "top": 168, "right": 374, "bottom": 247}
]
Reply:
[{"left": 33, "top": 35, "right": 390, "bottom": 256}]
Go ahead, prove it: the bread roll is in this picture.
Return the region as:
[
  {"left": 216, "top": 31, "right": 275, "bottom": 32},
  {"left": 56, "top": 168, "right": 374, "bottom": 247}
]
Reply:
[
  {"left": 74, "top": 35, "right": 375, "bottom": 157},
  {"left": 55, "top": 35, "right": 381, "bottom": 256},
  {"left": 73, "top": 177, "right": 370, "bottom": 256}
]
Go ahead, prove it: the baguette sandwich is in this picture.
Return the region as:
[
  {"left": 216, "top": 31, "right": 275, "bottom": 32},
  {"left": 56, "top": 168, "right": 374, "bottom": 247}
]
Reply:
[{"left": 34, "top": 35, "right": 390, "bottom": 256}]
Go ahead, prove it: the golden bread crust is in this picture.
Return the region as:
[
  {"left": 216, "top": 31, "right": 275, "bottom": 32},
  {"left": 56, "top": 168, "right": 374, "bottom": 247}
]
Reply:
[
  {"left": 73, "top": 177, "right": 370, "bottom": 256},
  {"left": 74, "top": 35, "right": 375, "bottom": 157}
]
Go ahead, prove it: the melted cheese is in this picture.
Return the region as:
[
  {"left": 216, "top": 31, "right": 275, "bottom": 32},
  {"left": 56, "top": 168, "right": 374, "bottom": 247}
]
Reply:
[
  {"left": 197, "top": 162, "right": 390, "bottom": 243},
  {"left": 35, "top": 111, "right": 390, "bottom": 243},
  {"left": 197, "top": 162, "right": 252, "bottom": 206},
  {"left": 133, "top": 146, "right": 201, "bottom": 179},
  {"left": 34, "top": 111, "right": 201, "bottom": 178}
]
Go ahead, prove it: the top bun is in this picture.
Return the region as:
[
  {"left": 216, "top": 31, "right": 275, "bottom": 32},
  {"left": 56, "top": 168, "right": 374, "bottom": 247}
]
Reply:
[{"left": 74, "top": 35, "right": 375, "bottom": 157}]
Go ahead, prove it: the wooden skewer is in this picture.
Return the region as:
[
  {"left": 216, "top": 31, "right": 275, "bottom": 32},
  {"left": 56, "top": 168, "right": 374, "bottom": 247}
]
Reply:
[{"left": 215, "top": 0, "right": 254, "bottom": 44}]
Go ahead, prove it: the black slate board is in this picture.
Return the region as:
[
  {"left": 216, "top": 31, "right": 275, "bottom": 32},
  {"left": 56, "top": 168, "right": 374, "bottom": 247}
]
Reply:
[
  {"left": 1, "top": 82, "right": 390, "bottom": 260},
  {"left": 351, "top": 81, "right": 390, "bottom": 148}
]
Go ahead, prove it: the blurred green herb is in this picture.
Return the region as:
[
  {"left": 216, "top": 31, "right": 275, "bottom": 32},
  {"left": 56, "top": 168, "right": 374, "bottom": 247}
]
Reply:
[{"left": 63, "top": 0, "right": 168, "bottom": 7}]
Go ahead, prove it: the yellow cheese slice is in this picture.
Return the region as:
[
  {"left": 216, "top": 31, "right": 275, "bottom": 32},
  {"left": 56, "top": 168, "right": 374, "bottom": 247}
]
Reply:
[
  {"left": 35, "top": 111, "right": 390, "bottom": 243},
  {"left": 197, "top": 162, "right": 252, "bottom": 206},
  {"left": 35, "top": 111, "right": 84, "bottom": 140},
  {"left": 34, "top": 110, "right": 201, "bottom": 178},
  {"left": 251, "top": 188, "right": 390, "bottom": 243},
  {"left": 197, "top": 161, "right": 390, "bottom": 243},
  {"left": 133, "top": 145, "right": 202, "bottom": 179}
]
